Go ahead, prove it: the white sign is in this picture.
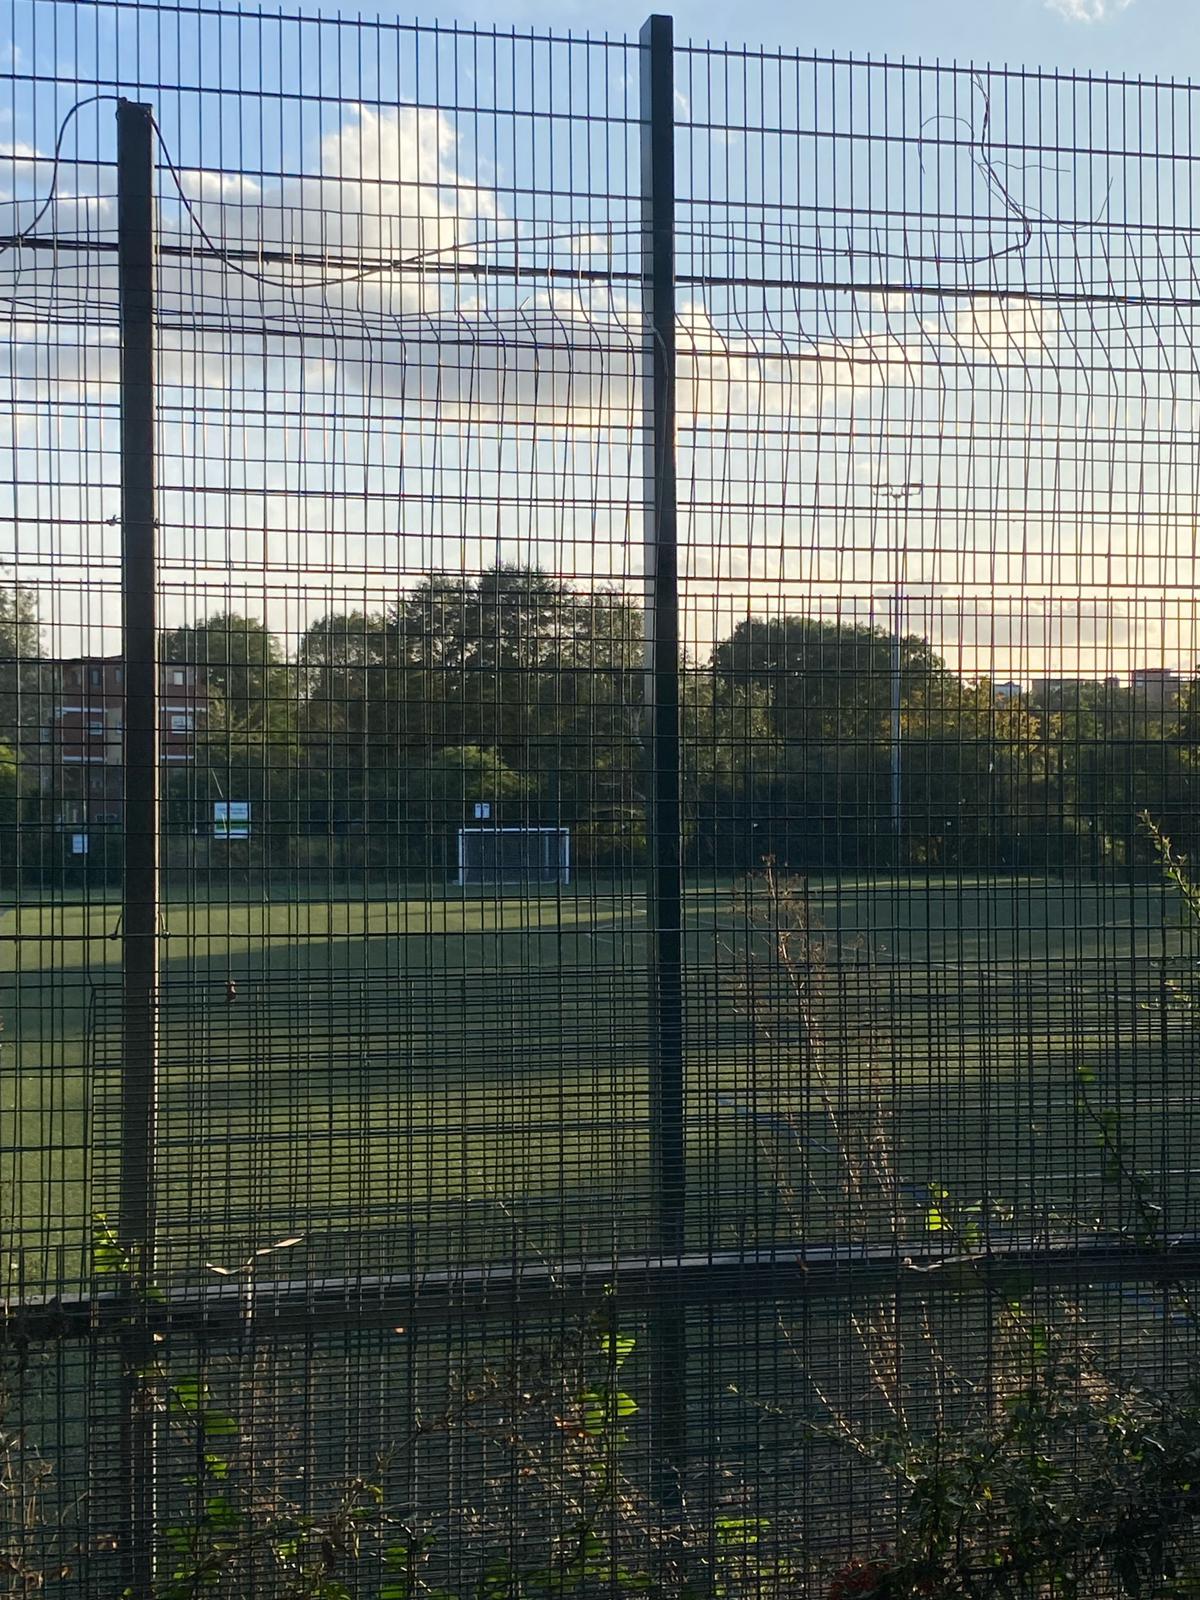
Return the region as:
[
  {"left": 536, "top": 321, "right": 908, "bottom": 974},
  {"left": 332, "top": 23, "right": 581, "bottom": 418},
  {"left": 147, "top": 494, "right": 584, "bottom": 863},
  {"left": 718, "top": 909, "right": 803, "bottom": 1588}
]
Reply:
[
  {"left": 213, "top": 801, "right": 251, "bottom": 839},
  {"left": 473, "top": 801, "right": 492, "bottom": 820},
  {"left": 70, "top": 833, "right": 88, "bottom": 855}
]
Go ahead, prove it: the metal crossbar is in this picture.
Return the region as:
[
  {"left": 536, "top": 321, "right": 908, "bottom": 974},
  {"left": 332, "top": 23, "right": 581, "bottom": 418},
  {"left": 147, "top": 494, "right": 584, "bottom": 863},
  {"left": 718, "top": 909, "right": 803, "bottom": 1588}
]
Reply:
[{"left": 13, "top": 1235, "right": 1200, "bottom": 1341}]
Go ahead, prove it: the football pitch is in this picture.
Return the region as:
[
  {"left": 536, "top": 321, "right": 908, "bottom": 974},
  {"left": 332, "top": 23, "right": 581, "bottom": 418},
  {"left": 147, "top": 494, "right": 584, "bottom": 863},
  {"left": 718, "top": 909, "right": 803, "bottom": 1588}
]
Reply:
[{"left": 2, "top": 871, "right": 1196, "bottom": 1294}]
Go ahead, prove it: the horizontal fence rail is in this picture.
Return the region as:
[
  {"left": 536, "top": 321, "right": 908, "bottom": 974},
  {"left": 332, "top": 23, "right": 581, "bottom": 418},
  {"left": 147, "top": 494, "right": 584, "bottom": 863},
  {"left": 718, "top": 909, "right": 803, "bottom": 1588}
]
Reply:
[{"left": 13, "top": 1235, "right": 1200, "bottom": 1341}]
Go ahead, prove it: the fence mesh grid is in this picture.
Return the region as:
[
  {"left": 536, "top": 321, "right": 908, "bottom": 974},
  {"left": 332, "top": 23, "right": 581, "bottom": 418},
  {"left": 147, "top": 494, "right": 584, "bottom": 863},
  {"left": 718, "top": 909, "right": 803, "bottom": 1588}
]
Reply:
[{"left": 4, "top": 2, "right": 1200, "bottom": 1593}]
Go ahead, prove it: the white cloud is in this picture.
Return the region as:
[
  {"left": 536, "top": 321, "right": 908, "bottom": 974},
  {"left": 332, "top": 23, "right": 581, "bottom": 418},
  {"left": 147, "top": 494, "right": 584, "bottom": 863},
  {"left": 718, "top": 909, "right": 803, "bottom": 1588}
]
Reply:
[
  {"left": 569, "top": 233, "right": 611, "bottom": 260},
  {"left": 676, "top": 302, "right": 923, "bottom": 426},
  {"left": 162, "top": 103, "right": 506, "bottom": 318},
  {"left": 1044, "top": 0, "right": 1134, "bottom": 21},
  {"left": 949, "top": 296, "right": 1060, "bottom": 356},
  {"left": 0, "top": 101, "right": 930, "bottom": 436},
  {"left": 176, "top": 168, "right": 262, "bottom": 204}
]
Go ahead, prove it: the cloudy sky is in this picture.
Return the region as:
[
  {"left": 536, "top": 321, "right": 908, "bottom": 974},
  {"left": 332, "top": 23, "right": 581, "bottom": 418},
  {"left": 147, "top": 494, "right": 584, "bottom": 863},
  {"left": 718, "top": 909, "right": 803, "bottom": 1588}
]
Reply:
[{"left": 1, "top": 0, "right": 1197, "bottom": 678}]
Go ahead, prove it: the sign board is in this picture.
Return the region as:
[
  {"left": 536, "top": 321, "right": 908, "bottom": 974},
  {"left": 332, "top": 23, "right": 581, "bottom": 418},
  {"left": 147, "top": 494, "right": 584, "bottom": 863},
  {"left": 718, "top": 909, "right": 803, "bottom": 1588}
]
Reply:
[
  {"left": 473, "top": 801, "right": 492, "bottom": 820},
  {"left": 70, "top": 833, "right": 88, "bottom": 856},
  {"left": 213, "top": 801, "right": 251, "bottom": 839}
]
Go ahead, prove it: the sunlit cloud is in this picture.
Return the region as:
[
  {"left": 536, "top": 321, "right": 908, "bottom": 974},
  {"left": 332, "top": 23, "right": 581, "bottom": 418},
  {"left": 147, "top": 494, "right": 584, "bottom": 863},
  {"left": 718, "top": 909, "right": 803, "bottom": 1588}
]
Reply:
[
  {"left": 950, "top": 296, "right": 1060, "bottom": 356},
  {"left": 1044, "top": 0, "right": 1134, "bottom": 21}
]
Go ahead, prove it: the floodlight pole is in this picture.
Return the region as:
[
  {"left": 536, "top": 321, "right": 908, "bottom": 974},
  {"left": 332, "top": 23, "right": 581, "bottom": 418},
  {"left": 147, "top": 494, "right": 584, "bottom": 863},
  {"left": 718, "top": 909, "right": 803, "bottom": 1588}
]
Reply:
[
  {"left": 878, "top": 481, "right": 921, "bottom": 852},
  {"left": 641, "top": 11, "right": 687, "bottom": 1517}
]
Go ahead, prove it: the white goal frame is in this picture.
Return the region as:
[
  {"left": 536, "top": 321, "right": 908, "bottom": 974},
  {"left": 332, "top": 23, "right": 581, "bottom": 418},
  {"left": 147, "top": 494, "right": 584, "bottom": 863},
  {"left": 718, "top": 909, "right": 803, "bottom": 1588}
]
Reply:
[{"left": 456, "top": 826, "right": 571, "bottom": 886}]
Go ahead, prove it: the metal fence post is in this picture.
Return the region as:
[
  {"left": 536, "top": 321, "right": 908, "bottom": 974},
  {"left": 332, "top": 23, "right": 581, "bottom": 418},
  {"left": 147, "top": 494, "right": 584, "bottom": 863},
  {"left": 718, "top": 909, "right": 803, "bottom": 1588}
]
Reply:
[
  {"left": 640, "top": 11, "right": 687, "bottom": 1519},
  {"left": 117, "top": 97, "right": 159, "bottom": 1598}
]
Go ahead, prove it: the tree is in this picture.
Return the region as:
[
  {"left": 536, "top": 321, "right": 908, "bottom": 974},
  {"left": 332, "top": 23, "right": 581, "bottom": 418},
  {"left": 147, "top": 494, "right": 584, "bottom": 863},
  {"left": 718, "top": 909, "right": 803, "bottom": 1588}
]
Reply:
[
  {"left": 0, "top": 740, "right": 20, "bottom": 862},
  {"left": 402, "top": 744, "right": 532, "bottom": 866},
  {"left": 527, "top": 583, "right": 644, "bottom": 858},
  {"left": 0, "top": 579, "right": 42, "bottom": 755},
  {"left": 162, "top": 614, "right": 296, "bottom": 850},
  {"left": 682, "top": 673, "right": 775, "bottom": 867},
  {"left": 388, "top": 566, "right": 639, "bottom": 748},
  {"left": 709, "top": 616, "right": 952, "bottom": 866},
  {"left": 900, "top": 675, "right": 1053, "bottom": 866},
  {"left": 295, "top": 610, "right": 396, "bottom": 829},
  {"left": 384, "top": 566, "right": 644, "bottom": 850},
  {"left": 1024, "top": 677, "right": 1194, "bottom": 866},
  {"left": 712, "top": 616, "right": 949, "bottom": 745},
  {"left": 298, "top": 610, "right": 392, "bottom": 731},
  {"left": 389, "top": 566, "right": 574, "bottom": 761},
  {"left": 162, "top": 613, "right": 292, "bottom": 733},
  {"left": 407, "top": 744, "right": 531, "bottom": 819}
]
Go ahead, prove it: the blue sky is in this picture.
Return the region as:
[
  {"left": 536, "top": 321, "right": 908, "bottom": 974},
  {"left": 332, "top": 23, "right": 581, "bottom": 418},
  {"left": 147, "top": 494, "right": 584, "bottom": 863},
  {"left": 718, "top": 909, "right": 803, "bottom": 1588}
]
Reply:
[{"left": 424, "top": 0, "right": 1184, "bottom": 80}]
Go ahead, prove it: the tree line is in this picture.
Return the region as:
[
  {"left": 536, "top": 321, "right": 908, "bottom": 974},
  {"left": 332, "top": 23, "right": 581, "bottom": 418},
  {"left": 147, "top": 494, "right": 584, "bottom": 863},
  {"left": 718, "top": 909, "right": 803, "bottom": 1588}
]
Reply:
[{"left": 2, "top": 565, "right": 1197, "bottom": 872}]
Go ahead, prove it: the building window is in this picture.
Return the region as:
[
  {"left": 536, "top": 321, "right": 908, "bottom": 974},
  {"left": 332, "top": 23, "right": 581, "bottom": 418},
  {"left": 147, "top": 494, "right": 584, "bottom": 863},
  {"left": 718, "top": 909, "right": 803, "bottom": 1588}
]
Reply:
[
  {"left": 87, "top": 718, "right": 106, "bottom": 737},
  {"left": 88, "top": 668, "right": 102, "bottom": 688},
  {"left": 171, "top": 669, "right": 186, "bottom": 686},
  {"left": 169, "top": 713, "right": 193, "bottom": 733}
]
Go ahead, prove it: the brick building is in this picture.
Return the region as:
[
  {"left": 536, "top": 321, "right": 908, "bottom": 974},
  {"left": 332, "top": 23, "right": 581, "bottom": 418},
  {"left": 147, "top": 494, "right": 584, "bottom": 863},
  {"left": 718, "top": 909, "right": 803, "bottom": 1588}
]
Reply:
[{"left": 43, "top": 658, "right": 209, "bottom": 828}]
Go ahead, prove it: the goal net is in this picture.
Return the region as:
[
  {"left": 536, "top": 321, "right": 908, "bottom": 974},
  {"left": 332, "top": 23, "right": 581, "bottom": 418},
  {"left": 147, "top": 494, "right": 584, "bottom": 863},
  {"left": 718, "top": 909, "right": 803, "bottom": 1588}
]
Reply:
[{"left": 456, "top": 827, "right": 571, "bottom": 886}]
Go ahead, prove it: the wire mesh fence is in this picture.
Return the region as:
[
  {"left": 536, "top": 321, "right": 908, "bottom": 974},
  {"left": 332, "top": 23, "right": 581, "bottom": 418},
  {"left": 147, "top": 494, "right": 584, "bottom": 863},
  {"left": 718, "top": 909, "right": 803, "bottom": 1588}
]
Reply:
[{"left": 4, "top": 1, "right": 1200, "bottom": 1593}]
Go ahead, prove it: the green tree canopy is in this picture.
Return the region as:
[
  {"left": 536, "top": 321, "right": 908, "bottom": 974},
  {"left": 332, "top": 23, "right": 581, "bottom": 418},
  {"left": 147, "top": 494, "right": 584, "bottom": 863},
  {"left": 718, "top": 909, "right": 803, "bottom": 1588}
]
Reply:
[
  {"left": 386, "top": 564, "right": 643, "bottom": 789},
  {"left": 712, "top": 616, "right": 949, "bottom": 744},
  {"left": 406, "top": 744, "right": 532, "bottom": 826},
  {"left": 0, "top": 579, "right": 42, "bottom": 751},
  {"left": 163, "top": 612, "right": 291, "bottom": 733}
]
